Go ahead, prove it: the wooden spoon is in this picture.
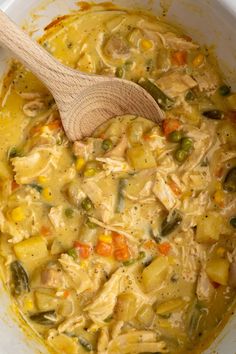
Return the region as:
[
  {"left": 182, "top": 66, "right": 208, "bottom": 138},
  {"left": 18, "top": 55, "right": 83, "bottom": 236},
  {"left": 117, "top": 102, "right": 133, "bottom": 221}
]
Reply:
[{"left": 0, "top": 10, "right": 163, "bottom": 141}]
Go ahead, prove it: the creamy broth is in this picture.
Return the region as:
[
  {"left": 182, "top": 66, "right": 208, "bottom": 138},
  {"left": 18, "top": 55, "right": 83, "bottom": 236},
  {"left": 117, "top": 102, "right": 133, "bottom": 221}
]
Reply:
[{"left": 0, "top": 3, "right": 236, "bottom": 354}]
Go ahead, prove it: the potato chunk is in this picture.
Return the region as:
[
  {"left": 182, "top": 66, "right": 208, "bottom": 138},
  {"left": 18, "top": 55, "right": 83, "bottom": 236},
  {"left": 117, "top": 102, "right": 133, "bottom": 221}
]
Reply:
[
  {"left": 127, "top": 145, "right": 156, "bottom": 170},
  {"left": 142, "top": 256, "right": 169, "bottom": 292},
  {"left": 115, "top": 293, "right": 137, "bottom": 321},
  {"left": 156, "top": 298, "right": 185, "bottom": 314},
  {"left": 14, "top": 236, "right": 48, "bottom": 265},
  {"left": 206, "top": 258, "right": 230, "bottom": 285},
  {"left": 196, "top": 212, "right": 223, "bottom": 243}
]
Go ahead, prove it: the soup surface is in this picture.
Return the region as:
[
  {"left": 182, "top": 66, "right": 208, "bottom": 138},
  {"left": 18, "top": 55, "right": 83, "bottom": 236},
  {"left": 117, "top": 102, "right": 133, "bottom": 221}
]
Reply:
[{"left": 0, "top": 3, "right": 236, "bottom": 354}]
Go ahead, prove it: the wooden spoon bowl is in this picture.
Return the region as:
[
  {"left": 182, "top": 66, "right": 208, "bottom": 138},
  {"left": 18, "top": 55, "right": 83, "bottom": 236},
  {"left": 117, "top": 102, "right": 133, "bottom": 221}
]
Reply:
[{"left": 0, "top": 10, "right": 163, "bottom": 141}]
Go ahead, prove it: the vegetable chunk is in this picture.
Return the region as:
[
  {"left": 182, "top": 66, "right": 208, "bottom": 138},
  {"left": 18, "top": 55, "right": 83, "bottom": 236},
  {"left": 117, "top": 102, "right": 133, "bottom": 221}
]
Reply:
[
  {"left": 127, "top": 145, "right": 156, "bottom": 170},
  {"left": 14, "top": 236, "right": 48, "bottom": 265},
  {"left": 142, "top": 256, "right": 169, "bottom": 292},
  {"left": 206, "top": 258, "right": 230, "bottom": 285}
]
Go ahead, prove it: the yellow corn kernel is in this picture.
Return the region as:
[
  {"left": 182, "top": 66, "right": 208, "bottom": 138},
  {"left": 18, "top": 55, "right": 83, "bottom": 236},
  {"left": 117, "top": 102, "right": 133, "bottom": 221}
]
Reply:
[
  {"left": 38, "top": 175, "right": 47, "bottom": 184},
  {"left": 75, "top": 157, "right": 85, "bottom": 172},
  {"left": 98, "top": 234, "right": 113, "bottom": 244},
  {"left": 216, "top": 247, "right": 226, "bottom": 257},
  {"left": 84, "top": 168, "right": 96, "bottom": 178},
  {"left": 42, "top": 187, "right": 52, "bottom": 201},
  {"left": 11, "top": 207, "right": 25, "bottom": 222},
  {"left": 192, "top": 54, "right": 205, "bottom": 67},
  {"left": 140, "top": 39, "right": 153, "bottom": 51},
  {"left": 213, "top": 190, "right": 225, "bottom": 207},
  {"left": 80, "top": 260, "right": 87, "bottom": 269},
  {"left": 23, "top": 298, "right": 34, "bottom": 312}
]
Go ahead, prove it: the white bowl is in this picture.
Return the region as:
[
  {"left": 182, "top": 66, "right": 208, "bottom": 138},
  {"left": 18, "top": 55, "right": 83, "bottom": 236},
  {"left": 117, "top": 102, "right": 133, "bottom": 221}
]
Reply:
[{"left": 0, "top": 0, "right": 236, "bottom": 353}]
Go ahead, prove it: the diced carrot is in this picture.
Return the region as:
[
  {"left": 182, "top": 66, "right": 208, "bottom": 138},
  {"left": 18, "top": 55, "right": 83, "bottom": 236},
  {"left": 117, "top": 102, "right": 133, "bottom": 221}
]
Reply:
[
  {"left": 63, "top": 290, "right": 70, "bottom": 299},
  {"left": 112, "top": 232, "right": 127, "bottom": 249},
  {"left": 40, "top": 225, "right": 51, "bottom": 236},
  {"left": 162, "top": 119, "right": 181, "bottom": 137},
  {"left": 74, "top": 241, "right": 92, "bottom": 259},
  {"left": 46, "top": 120, "right": 62, "bottom": 131},
  {"left": 172, "top": 51, "right": 187, "bottom": 66},
  {"left": 158, "top": 242, "right": 171, "bottom": 256},
  {"left": 11, "top": 180, "right": 20, "bottom": 192},
  {"left": 95, "top": 241, "right": 113, "bottom": 257},
  {"left": 168, "top": 180, "right": 182, "bottom": 196},
  {"left": 114, "top": 247, "right": 130, "bottom": 261}
]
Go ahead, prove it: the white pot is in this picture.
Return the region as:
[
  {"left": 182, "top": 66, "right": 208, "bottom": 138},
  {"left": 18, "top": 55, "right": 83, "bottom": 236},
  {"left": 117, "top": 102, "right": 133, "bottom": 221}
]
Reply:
[{"left": 0, "top": 0, "right": 235, "bottom": 353}]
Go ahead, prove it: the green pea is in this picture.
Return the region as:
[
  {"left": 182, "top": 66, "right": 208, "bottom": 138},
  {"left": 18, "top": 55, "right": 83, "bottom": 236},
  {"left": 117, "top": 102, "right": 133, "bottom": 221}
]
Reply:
[
  {"left": 86, "top": 219, "right": 97, "bottom": 229},
  {"left": 174, "top": 149, "right": 188, "bottom": 163},
  {"left": 65, "top": 208, "right": 74, "bottom": 218},
  {"left": 168, "top": 130, "right": 183, "bottom": 143},
  {"left": 81, "top": 197, "right": 94, "bottom": 212},
  {"left": 115, "top": 67, "right": 124, "bottom": 78},
  {"left": 219, "top": 85, "right": 231, "bottom": 96},
  {"left": 102, "top": 139, "right": 113, "bottom": 151},
  {"left": 180, "top": 137, "right": 193, "bottom": 151},
  {"left": 230, "top": 217, "right": 236, "bottom": 228},
  {"left": 67, "top": 248, "right": 77, "bottom": 259}
]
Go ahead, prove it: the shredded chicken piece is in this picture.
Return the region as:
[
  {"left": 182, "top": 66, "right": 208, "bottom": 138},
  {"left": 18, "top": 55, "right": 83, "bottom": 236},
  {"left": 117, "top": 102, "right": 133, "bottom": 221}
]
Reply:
[
  {"left": 105, "top": 134, "right": 128, "bottom": 158},
  {"left": 23, "top": 98, "right": 45, "bottom": 117},
  {"left": 163, "top": 32, "right": 199, "bottom": 50},
  {"left": 97, "top": 327, "right": 109, "bottom": 354},
  {"left": 156, "top": 71, "right": 197, "bottom": 98},
  {"left": 48, "top": 206, "right": 65, "bottom": 229},
  {"left": 192, "top": 62, "right": 220, "bottom": 92},
  {"left": 58, "top": 315, "right": 85, "bottom": 334},
  {"left": 196, "top": 269, "right": 215, "bottom": 302},
  {"left": 153, "top": 173, "right": 177, "bottom": 210}
]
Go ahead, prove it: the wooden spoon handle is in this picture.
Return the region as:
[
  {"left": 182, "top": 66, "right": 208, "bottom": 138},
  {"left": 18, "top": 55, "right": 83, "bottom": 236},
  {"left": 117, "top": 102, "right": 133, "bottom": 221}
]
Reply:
[{"left": 0, "top": 10, "right": 98, "bottom": 95}]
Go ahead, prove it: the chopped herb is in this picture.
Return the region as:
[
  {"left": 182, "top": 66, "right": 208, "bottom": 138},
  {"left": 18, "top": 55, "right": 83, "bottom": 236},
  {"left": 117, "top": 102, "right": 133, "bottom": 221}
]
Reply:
[
  {"left": 86, "top": 219, "right": 97, "bottom": 229},
  {"left": 202, "top": 110, "right": 224, "bottom": 120},
  {"left": 230, "top": 217, "right": 236, "bottom": 228},
  {"left": 81, "top": 197, "right": 94, "bottom": 212},
  {"left": 10, "top": 261, "right": 30, "bottom": 296},
  {"left": 78, "top": 336, "right": 93, "bottom": 352},
  {"left": 29, "top": 184, "right": 43, "bottom": 193},
  {"left": 102, "top": 139, "right": 113, "bottom": 151},
  {"left": 219, "top": 85, "right": 231, "bottom": 96},
  {"left": 67, "top": 248, "right": 77, "bottom": 259},
  {"left": 8, "top": 147, "right": 21, "bottom": 159},
  {"left": 30, "top": 310, "right": 57, "bottom": 326},
  {"left": 116, "top": 178, "right": 128, "bottom": 213},
  {"left": 123, "top": 258, "right": 136, "bottom": 266},
  {"left": 185, "top": 89, "right": 196, "bottom": 101}
]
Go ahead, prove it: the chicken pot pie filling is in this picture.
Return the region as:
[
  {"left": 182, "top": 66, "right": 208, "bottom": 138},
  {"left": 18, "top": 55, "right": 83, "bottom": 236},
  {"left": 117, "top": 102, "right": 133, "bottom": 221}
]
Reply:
[{"left": 0, "top": 3, "right": 236, "bottom": 354}]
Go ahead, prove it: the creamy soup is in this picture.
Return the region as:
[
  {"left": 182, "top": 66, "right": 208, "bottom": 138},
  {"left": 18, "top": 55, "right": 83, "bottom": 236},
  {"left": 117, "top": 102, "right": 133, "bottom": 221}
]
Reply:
[{"left": 0, "top": 3, "right": 236, "bottom": 354}]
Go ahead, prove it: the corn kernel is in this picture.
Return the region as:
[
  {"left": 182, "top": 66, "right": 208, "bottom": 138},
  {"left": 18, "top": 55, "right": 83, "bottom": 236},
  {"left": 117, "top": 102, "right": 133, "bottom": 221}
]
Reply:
[
  {"left": 216, "top": 247, "right": 226, "bottom": 257},
  {"left": 11, "top": 207, "right": 25, "bottom": 222},
  {"left": 192, "top": 54, "right": 205, "bottom": 67},
  {"left": 140, "top": 39, "right": 153, "bottom": 51},
  {"left": 23, "top": 298, "right": 34, "bottom": 312},
  {"left": 42, "top": 187, "right": 52, "bottom": 201},
  {"left": 84, "top": 168, "right": 96, "bottom": 178},
  {"left": 75, "top": 157, "right": 85, "bottom": 172},
  {"left": 98, "top": 234, "right": 113, "bottom": 244},
  {"left": 80, "top": 260, "right": 87, "bottom": 269},
  {"left": 38, "top": 175, "right": 47, "bottom": 184}
]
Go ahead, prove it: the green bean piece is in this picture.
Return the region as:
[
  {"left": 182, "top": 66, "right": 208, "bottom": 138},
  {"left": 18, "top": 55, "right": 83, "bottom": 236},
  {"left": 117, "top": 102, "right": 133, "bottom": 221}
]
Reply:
[
  {"left": 180, "top": 137, "right": 193, "bottom": 151},
  {"left": 161, "top": 211, "right": 182, "bottom": 237},
  {"left": 115, "top": 67, "right": 124, "bottom": 78},
  {"left": 78, "top": 336, "right": 93, "bottom": 352},
  {"left": 30, "top": 310, "right": 57, "bottom": 326},
  {"left": 29, "top": 184, "right": 43, "bottom": 193},
  {"left": 116, "top": 178, "right": 128, "bottom": 213},
  {"left": 219, "top": 85, "right": 231, "bottom": 96},
  {"left": 174, "top": 149, "right": 188, "bottom": 163},
  {"left": 10, "top": 261, "right": 30, "bottom": 296},
  {"left": 230, "top": 217, "right": 236, "bottom": 229},
  {"left": 187, "top": 300, "right": 204, "bottom": 340},
  {"left": 185, "top": 89, "right": 196, "bottom": 101},
  {"left": 102, "top": 139, "right": 113, "bottom": 151},
  {"left": 138, "top": 78, "right": 175, "bottom": 110},
  {"left": 65, "top": 208, "right": 74, "bottom": 218},
  {"left": 168, "top": 130, "right": 183, "bottom": 143},
  {"left": 223, "top": 167, "right": 236, "bottom": 192},
  {"left": 202, "top": 110, "right": 224, "bottom": 120},
  {"left": 81, "top": 197, "right": 94, "bottom": 212}
]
